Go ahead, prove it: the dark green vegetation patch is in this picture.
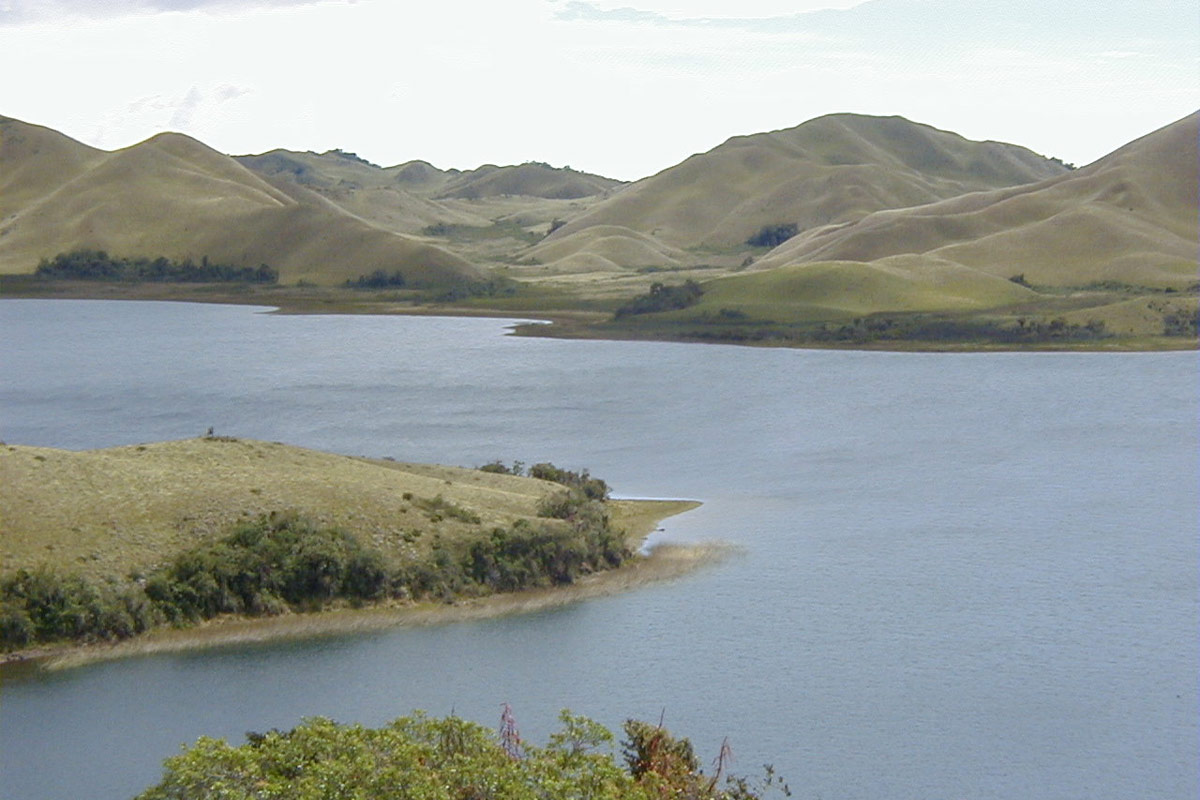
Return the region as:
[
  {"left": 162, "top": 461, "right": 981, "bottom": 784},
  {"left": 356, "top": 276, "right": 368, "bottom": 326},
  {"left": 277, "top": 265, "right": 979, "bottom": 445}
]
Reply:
[{"left": 34, "top": 250, "right": 278, "bottom": 284}]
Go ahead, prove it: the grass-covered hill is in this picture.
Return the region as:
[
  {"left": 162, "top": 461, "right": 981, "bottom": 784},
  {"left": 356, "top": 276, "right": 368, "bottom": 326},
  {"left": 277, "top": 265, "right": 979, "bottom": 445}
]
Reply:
[
  {"left": 434, "top": 162, "right": 625, "bottom": 201},
  {"left": 589, "top": 113, "right": 1198, "bottom": 345},
  {"left": 0, "top": 438, "right": 694, "bottom": 654},
  {"left": 0, "top": 116, "right": 481, "bottom": 287},
  {"left": 0, "top": 437, "right": 667, "bottom": 583},
  {"left": 528, "top": 113, "right": 1069, "bottom": 272},
  {"left": 236, "top": 148, "right": 490, "bottom": 234},
  {"left": 753, "top": 111, "right": 1199, "bottom": 289},
  {"left": 235, "top": 149, "right": 625, "bottom": 267}
]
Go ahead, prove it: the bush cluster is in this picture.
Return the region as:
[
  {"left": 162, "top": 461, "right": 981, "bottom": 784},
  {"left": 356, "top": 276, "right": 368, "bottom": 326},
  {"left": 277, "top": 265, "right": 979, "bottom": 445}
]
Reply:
[
  {"left": 343, "top": 269, "right": 407, "bottom": 289},
  {"left": 614, "top": 280, "right": 705, "bottom": 318},
  {"left": 135, "top": 710, "right": 785, "bottom": 800},
  {"left": 34, "top": 250, "right": 277, "bottom": 284},
  {"left": 745, "top": 223, "right": 798, "bottom": 248}
]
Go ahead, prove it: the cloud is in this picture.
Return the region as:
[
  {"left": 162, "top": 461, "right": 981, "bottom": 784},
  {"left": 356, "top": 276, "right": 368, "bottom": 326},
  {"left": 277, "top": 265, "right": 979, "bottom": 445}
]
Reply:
[
  {"left": 0, "top": 0, "right": 342, "bottom": 26},
  {"left": 91, "top": 84, "right": 254, "bottom": 147}
]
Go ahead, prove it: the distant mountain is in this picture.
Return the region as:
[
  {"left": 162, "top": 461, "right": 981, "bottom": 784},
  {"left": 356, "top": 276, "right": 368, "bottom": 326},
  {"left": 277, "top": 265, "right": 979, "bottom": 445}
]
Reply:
[
  {"left": 529, "top": 113, "right": 1067, "bottom": 270},
  {"left": 235, "top": 150, "right": 624, "bottom": 249},
  {"left": 236, "top": 149, "right": 490, "bottom": 234},
  {"left": 0, "top": 117, "right": 481, "bottom": 286},
  {"left": 753, "top": 112, "right": 1199, "bottom": 288},
  {"left": 434, "top": 163, "right": 624, "bottom": 201}
]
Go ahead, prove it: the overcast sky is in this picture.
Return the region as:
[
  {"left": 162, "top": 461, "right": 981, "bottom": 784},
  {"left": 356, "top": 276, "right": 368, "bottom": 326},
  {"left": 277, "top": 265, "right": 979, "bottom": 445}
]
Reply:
[{"left": 1, "top": 0, "right": 1195, "bottom": 179}]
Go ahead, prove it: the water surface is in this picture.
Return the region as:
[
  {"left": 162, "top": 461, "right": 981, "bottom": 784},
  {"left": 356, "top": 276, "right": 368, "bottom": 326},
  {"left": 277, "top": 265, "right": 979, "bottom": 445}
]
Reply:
[{"left": 1, "top": 300, "right": 1196, "bottom": 799}]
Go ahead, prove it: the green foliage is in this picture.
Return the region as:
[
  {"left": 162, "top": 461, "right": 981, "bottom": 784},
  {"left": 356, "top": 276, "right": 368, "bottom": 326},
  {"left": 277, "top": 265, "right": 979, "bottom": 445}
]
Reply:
[
  {"left": 465, "top": 514, "right": 625, "bottom": 591},
  {"left": 343, "top": 269, "right": 407, "bottom": 289},
  {"left": 145, "top": 513, "right": 390, "bottom": 622},
  {"left": 528, "top": 463, "right": 609, "bottom": 500},
  {"left": 477, "top": 459, "right": 525, "bottom": 475},
  {"left": 745, "top": 223, "right": 798, "bottom": 248},
  {"left": 135, "top": 712, "right": 780, "bottom": 800},
  {"left": 0, "top": 567, "right": 160, "bottom": 647},
  {"left": 34, "top": 250, "right": 277, "bottom": 284},
  {"left": 615, "top": 281, "right": 705, "bottom": 318}
]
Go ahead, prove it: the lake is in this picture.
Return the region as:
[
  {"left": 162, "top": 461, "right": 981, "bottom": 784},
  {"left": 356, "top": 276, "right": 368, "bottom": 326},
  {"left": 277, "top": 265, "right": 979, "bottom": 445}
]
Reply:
[{"left": 1, "top": 299, "right": 1196, "bottom": 800}]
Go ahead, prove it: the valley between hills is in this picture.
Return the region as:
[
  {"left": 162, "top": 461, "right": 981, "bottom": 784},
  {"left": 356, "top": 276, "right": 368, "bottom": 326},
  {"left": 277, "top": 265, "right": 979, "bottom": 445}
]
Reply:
[{"left": 1, "top": 111, "right": 1195, "bottom": 349}]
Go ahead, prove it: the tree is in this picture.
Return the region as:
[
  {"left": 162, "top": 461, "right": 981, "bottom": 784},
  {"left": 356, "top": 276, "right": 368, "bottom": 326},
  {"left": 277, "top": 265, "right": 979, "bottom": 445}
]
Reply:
[
  {"left": 745, "top": 223, "right": 798, "bottom": 248},
  {"left": 135, "top": 711, "right": 783, "bottom": 799}
]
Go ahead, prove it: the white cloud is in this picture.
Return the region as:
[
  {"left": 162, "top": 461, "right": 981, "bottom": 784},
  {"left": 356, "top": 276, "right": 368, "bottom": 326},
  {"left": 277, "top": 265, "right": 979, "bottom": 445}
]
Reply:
[
  {"left": 0, "top": 0, "right": 1195, "bottom": 179},
  {"left": 0, "top": 0, "right": 337, "bottom": 26}
]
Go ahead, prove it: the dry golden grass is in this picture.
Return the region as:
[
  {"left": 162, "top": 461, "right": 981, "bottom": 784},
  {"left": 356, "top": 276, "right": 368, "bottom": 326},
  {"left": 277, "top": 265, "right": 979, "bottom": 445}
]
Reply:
[
  {"left": 434, "top": 162, "right": 623, "bottom": 201},
  {"left": 0, "top": 438, "right": 689, "bottom": 582},
  {"left": 524, "top": 225, "right": 690, "bottom": 272},
  {"left": 759, "top": 113, "right": 1199, "bottom": 289},
  {"left": 543, "top": 113, "right": 1067, "bottom": 256}
]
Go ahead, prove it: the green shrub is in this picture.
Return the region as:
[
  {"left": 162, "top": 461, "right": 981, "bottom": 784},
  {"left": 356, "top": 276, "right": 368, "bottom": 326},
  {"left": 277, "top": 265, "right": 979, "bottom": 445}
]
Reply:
[
  {"left": 745, "top": 223, "right": 798, "bottom": 248},
  {"left": 614, "top": 281, "right": 704, "bottom": 318}
]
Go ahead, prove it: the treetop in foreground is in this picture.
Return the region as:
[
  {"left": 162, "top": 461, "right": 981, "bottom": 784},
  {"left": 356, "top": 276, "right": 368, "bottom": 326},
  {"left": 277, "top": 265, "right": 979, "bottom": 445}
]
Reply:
[{"left": 136, "top": 710, "right": 788, "bottom": 799}]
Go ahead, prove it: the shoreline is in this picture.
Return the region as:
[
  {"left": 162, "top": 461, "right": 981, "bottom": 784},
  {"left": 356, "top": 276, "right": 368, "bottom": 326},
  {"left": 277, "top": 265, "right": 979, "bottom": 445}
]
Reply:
[
  {"left": 2, "top": 501, "right": 718, "bottom": 673},
  {"left": 2, "top": 283, "right": 1193, "bottom": 353}
]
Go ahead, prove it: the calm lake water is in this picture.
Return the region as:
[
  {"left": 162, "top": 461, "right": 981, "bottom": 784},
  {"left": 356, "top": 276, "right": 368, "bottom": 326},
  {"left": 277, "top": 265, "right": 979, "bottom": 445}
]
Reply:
[{"left": 1, "top": 299, "right": 1196, "bottom": 800}]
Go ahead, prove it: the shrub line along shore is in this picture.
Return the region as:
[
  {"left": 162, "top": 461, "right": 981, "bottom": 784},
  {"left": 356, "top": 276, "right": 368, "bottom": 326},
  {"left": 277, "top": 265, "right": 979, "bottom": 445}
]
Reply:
[
  {"left": 14, "top": 534, "right": 723, "bottom": 673},
  {"left": 1, "top": 281, "right": 1193, "bottom": 352}
]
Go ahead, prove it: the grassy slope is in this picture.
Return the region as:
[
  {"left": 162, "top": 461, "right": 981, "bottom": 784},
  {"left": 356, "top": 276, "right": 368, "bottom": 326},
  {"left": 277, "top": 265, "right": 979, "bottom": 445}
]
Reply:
[
  {"left": 538, "top": 113, "right": 1067, "bottom": 263},
  {"left": 0, "top": 438, "right": 681, "bottom": 582},
  {"left": 758, "top": 112, "right": 1199, "bottom": 288},
  {"left": 434, "top": 162, "right": 625, "bottom": 201},
  {"left": 236, "top": 149, "right": 623, "bottom": 268},
  {"left": 691, "top": 256, "right": 1038, "bottom": 321},
  {"left": 0, "top": 118, "right": 481, "bottom": 286}
]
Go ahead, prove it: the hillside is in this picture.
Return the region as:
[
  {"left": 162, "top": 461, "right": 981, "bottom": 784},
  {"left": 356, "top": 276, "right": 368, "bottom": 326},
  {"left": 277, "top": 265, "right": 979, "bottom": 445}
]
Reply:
[
  {"left": 0, "top": 438, "right": 682, "bottom": 583},
  {"left": 752, "top": 112, "right": 1199, "bottom": 288},
  {"left": 0, "top": 117, "right": 481, "bottom": 286},
  {"left": 434, "top": 162, "right": 624, "bottom": 200},
  {"left": 235, "top": 149, "right": 624, "bottom": 265},
  {"left": 526, "top": 114, "right": 1069, "bottom": 272}
]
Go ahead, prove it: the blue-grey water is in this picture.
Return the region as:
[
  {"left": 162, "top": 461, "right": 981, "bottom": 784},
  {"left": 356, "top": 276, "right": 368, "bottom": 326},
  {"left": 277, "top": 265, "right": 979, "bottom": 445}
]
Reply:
[{"left": 0, "top": 299, "right": 1196, "bottom": 800}]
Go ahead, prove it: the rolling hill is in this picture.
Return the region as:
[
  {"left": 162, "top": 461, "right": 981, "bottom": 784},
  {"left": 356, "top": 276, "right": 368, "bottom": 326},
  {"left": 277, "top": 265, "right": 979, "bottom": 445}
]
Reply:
[
  {"left": 752, "top": 111, "right": 1199, "bottom": 288},
  {"left": 0, "top": 437, "right": 680, "bottom": 583},
  {"left": 433, "top": 162, "right": 624, "bottom": 201},
  {"left": 529, "top": 114, "right": 1069, "bottom": 272},
  {"left": 0, "top": 117, "right": 482, "bottom": 286}
]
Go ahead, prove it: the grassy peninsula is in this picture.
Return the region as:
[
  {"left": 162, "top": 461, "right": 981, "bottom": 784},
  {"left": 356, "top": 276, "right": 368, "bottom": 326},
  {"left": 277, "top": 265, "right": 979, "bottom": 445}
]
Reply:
[{"left": 0, "top": 438, "right": 704, "bottom": 666}]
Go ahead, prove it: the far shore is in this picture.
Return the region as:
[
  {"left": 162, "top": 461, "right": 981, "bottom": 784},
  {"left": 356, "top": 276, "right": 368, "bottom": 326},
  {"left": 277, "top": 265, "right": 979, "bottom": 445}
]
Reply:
[
  {"left": 2, "top": 280, "right": 1193, "bottom": 353},
  {"left": 1, "top": 501, "right": 726, "bottom": 674}
]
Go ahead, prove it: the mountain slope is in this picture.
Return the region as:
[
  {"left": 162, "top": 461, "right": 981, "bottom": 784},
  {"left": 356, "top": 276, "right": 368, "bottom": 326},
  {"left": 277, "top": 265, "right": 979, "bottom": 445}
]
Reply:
[
  {"left": 541, "top": 113, "right": 1068, "bottom": 261},
  {"left": 434, "top": 162, "right": 624, "bottom": 200},
  {"left": 0, "top": 118, "right": 482, "bottom": 286},
  {"left": 754, "top": 112, "right": 1199, "bottom": 288}
]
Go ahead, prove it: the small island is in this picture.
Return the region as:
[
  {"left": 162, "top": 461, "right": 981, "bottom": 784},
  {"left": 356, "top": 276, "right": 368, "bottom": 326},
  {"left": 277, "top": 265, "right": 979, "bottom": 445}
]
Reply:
[{"left": 0, "top": 438, "right": 705, "bottom": 668}]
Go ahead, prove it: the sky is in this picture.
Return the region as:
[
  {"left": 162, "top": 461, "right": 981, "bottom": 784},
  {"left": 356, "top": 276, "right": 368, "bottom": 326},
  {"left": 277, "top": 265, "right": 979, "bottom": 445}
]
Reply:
[{"left": 1, "top": 0, "right": 1196, "bottom": 180}]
